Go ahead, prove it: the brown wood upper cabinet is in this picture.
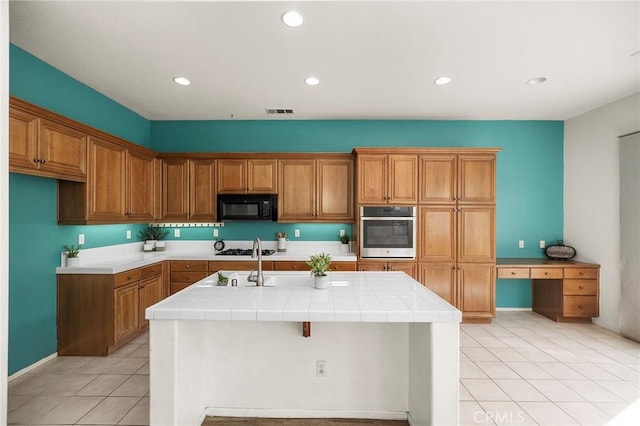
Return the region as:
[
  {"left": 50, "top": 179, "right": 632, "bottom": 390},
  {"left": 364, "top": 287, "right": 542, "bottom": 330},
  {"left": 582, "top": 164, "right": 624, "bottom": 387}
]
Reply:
[
  {"left": 217, "top": 159, "right": 277, "bottom": 194},
  {"left": 419, "top": 153, "right": 496, "bottom": 204},
  {"left": 278, "top": 156, "right": 354, "bottom": 222},
  {"left": 9, "top": 104, "right": 87, "bottom": 182},
  {"left": 58, "top": 137, "right": 160, "bottom": 224},
  {"left": 162, "top": 158, "right": 216, "bottom": 221},
  {"left": 354, "top": 151, "right": 417, "bottom": 204}
]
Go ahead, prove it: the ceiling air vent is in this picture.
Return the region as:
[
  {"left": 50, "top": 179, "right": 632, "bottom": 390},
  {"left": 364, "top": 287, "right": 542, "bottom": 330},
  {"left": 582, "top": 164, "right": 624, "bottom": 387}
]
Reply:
[{"left": 265, "top": 108, "right": 294, "bottom": 115}]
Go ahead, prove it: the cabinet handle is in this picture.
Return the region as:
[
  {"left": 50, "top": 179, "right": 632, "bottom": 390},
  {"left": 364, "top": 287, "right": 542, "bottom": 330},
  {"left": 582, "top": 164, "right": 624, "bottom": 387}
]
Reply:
[
  {"left": 291, "top": 265, "right": 297, "bottom": 270},
  {"left": 578, "top": 285, "right": 584, "bottom": 290}
]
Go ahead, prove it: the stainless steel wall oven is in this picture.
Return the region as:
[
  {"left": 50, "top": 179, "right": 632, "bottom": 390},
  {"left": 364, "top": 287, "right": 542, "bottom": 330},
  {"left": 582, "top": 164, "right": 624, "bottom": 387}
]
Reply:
[{"left": 359, "top": 206, "right": 416, "bottom": 258}]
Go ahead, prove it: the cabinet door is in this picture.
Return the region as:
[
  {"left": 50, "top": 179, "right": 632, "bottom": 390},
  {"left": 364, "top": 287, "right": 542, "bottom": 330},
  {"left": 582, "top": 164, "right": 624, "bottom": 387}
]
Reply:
[
  {"left": 217, "top": 159, "right": 246, "bottom": 193},
  {"left": 87, "top": 137, "right": 127, "bottom": 221},
  {"left": 357, "top": 154, "right": 387, "bottom": 204},
  {"left": 190, "top": 159, "right": 217, "bottom": 220},
  {"left": 9, "top": 107, "right": 39, "bottom": 171},
  {"left": 247, "top": 159, "right": 277, "bottom": 193},
  {"left": 419, "top": 263, "right": 456, "bottom": 306},
  {"left": 458, "top": 206, "right": 495, "bottom": 263},
  {"left": 162, "top": 158, "right": 190, "bottom": 219},
  {"left": 38, "top": 118, "right": 87, "bottom": 180},
  {"left": 139, "top": 275, "right": 163, "bottom": 330},
  {"left": 278, "top": 159, "right": 316, "bottom": 221},
  {"left": 419, "top": 155, "right": 457, "bottom": 204},
  {"left": 458, "top": 155, "right": 496, "bottom": 204},
  {"left": 387, "top": 262, "right": 417, "bottom": 278},
  {"left": 317, "top": 159, "right": 354, "bottom": 221},
  {"left": 357, "top": 261, "right": 387, "bottom": 272},
  {"left": 127, "top": 151, "right": 158, "bottom": 221},
  {"left": 388, "top": 154, "right": 418, "bottom": 204},
  {"left": 114, "top": 282, "right": 140, "bottom": 345},
  {"left": 418, "top": 206, "right": 456, "bottom": 263},
  {"left": 458, "top": 263, "right": 495, "bottom": 320}
]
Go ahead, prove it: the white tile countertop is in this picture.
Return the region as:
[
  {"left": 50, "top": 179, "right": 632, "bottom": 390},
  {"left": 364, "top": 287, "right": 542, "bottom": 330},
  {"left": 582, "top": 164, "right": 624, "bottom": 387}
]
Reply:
[
  {"left": 55, "top": 240, "right": 357, "bottom": 274},
  {"left": 145, "top": 271, "right": 461, "bottom": 323}
]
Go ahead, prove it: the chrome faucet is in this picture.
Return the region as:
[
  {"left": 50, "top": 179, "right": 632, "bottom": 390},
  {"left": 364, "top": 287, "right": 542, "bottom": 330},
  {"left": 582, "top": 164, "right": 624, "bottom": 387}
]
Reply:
[{"left": 247, "top": 237, "right": 265, "bottom": 286}]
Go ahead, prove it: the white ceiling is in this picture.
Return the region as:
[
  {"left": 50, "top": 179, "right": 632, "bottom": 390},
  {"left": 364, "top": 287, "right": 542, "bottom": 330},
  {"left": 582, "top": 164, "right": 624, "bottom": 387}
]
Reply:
[{"left": 9, "top": 0, "right": 640, "bottom": 121}]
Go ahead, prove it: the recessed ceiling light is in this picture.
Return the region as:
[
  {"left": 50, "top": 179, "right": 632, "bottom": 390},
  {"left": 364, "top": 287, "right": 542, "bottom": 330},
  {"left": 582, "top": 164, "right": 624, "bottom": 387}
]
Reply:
[
  {"left": 282, "top": 11, "right": 303, "bottom": 28},
  {"left": 527, "top": 77, "right": 547, "bottom": 86},
  {"left": 173, "top": 76, "right": 191, "bottom": 86},
  {"left": 304, "top": 76, "right": 319, "bottom": 86},
  {"left": 434, "top": 76, "right": 451, "bottom": 85}
]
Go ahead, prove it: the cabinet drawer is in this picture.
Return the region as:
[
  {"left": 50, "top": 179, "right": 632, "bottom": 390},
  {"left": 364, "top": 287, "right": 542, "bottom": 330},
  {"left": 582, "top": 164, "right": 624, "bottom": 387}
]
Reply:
[
  {"left": 563, "top": 296, "right": 598, "bottom": 317},
  {"left": 564, "top": 268, "right": 598, "bottom": 279},
  {"left": 497, "top": 268, "right": 530, "bottom": 279},
  {"left": 564, "top": 279, "right": 597, "bottom": 296},
  {"left": 531, "top": 268, "right": 563, "bottom": 279},
  {"left": 170, "top": 260, "right": 208, "bottom": 271},
  {"left": 329, "top": 262, "right": 357, "bottom": 272},
  {"left": 170, "top": 271, "right": 208, "bottom": 283},
  {"left": 170, "top": 283, "right": 192, "bottom": 294},
  {"left": 274, "top": 261, "right": 310, "bottom": 271},
  {"left": 140, "top": 263, "right": 162, "bottom": 279},
  {"left": 115, "top": 269, "right": 140, "bottom": 288}
]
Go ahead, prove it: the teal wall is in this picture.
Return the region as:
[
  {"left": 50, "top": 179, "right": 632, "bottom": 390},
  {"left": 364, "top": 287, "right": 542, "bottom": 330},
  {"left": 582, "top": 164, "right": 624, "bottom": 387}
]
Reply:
[
  {"left": 8, "top": 43, "right": 563, "bottom": 374},
  {"left": 8, "top": 44, "right": 151, "bottom": 375}
]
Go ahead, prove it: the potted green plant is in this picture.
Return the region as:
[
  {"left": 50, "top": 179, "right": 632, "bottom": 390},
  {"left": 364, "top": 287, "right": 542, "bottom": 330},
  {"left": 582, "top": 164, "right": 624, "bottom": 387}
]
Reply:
[
  {"left": 307, "top": 252, "right": 332, "bottom": 290},
  {"left": 64, "top": 244, "right": 81, "bottom": 267},
  {"left": 217, "top": 272, "right": 229, "bottom": 286},
  {"left": 151, "top": 227, "right": 169, "bottom": 251},
  {"left": 339, "top": 233, "right": 350, "bottom": 253},
  {"left": 138, "top": 227, "right": 169, "bottom": 251}
]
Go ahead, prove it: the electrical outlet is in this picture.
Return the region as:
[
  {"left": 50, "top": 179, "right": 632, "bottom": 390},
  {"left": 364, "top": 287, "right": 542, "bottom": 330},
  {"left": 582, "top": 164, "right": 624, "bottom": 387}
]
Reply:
[
  {"left": 316, "top": 360, "right": 327, "bottom": 377},
  {"left": 78, "top": 234, "right": 85, "bottom": 245},
  {"left": 294, "top": 229, "right": 300, "bottom": 238},
  {"left": 539, "top": 240, "right": 545, "bottom": 249},
  {"left": 126, "top": 230, "right": 131, "bottom": 239},
  {"left": 213, "top": 229, "right": 219, "bottom": 237},
  {"left": 518, "top": 240, "right": 525, "bottom": 249},
  {"left": 174, "top": 229, "right": 181, "bottom": 238},
  {"left": 340, "top": 229, "right": 345, "bottom": 237}
]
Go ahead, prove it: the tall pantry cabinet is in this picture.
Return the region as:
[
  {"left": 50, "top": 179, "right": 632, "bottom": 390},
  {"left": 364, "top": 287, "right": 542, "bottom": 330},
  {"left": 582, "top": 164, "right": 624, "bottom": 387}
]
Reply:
[{"left": 418, "top": 151, "right": 498, "bottom": 322}]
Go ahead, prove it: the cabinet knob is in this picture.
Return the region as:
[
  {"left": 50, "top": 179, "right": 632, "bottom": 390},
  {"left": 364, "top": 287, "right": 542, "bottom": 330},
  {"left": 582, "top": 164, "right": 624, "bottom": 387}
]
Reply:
[
  {"left": 511, "top": 272, "right": 516, "bottom": 275},
  {"left": 544, "top": 272, "right": 549, "bottom": 276},
  {"left": 186, "top": 275, "right": 190, "bottom": 280},
  {"left": 578, "top": 285, "right": 584, "bottom": 290},
  {"left": 186, "top": 265, "right": 191, "bottom": 269},
  {"left": 40, "top": 159, "right": 46, "bottom": 164},
  {"left": 579, "top": 272, "right": 584, "bottom": 276},
  {"left": 127, "top": 276, "right": 133, "bottom": 281},
  {"left": 33, "top": 157, "right": 39, "bottom": 163},
  {"left": 578, "top": 305, "right": 584, "bottom": 310}
]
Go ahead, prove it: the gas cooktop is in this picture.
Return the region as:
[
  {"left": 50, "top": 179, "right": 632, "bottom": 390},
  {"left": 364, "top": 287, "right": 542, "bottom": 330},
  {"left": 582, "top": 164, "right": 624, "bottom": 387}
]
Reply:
[{"left": 217, "top": 248, "right": 275, "bottom": 256}]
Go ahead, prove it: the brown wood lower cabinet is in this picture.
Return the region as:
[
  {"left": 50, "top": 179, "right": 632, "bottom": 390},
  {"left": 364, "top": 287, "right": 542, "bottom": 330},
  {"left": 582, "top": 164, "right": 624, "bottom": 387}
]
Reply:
[
  {"left": 57, "top": 261, "right": 164, "bottom": 356},
  {"left": 275, "top": 261, "right": 357, "bottom": 272},
  {"left": 357, "top": 261, "right": 416, "bottom": 278},
  {"left": 208, "top": 261, "right": 275, "bottom": 273},
  {"left": 418, "top": 263, "right": 456, "bottom": 305},
  {"left": 169, "top": 260, "right": 208, "bottom": 294}
]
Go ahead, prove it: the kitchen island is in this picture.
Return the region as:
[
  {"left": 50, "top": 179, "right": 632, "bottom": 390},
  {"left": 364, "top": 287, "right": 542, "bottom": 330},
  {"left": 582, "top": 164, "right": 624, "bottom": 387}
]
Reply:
[{"left": 146, "top": 270, "right": 460, "bottom": 426}]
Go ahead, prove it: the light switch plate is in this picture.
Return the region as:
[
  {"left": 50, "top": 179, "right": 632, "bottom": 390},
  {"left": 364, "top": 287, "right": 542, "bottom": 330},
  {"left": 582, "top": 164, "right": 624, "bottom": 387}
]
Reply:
[
  {"left": 539, "top": 240, "right": 545, "bottom": 248},
  {"left": 78, "top": 234, "right": 85, "bottom": 245},
  {"left": 126, "top": 230, "right": 131, "bottom": 239},
  {"left": 294, "top": 229, "right": 300, "bottom": 238},
  {"left": 213, "top": 229, "right": 219, "bottom": 237},
  {"left": 518, "top": 240, "right": 524, "bottom": 249},
  {"left": 174, "top": 229, "right": 180, "bottom": 238}
]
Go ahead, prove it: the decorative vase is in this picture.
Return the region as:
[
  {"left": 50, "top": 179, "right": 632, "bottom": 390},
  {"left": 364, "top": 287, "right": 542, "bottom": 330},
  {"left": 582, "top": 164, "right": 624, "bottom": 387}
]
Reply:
[
  {"left": 340, "top": 243, "right": 349, "bottom": 253},
  {"left": 313, "top": 274, "right": 330, "bottom": 290},
  {"left": 155, "top": 241, "right": 166, "bottom": 251},
  {"left": 66, "top": 257, "right": 80, "bottom": 267}
]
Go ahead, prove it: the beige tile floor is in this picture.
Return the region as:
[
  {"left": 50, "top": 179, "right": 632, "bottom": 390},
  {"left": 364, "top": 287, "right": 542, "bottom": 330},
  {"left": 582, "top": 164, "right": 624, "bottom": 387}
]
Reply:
[{"left": 7, "top": 311, "right": 640, "bottom": 425}]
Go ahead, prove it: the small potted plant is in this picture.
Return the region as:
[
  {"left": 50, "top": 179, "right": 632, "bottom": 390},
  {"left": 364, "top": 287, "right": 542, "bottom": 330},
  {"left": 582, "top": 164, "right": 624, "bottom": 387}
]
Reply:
[
  {"left": 151, "top": 227, "right": 169, "bottom": 251},
  {"left": 64, "top": 244, "right": 81, "bottom": 267},
  {"left": 138, "top": 227, "right": 169, "bottom": 251},
  {"left": 307, "top": 252, "right": 332, "bottom": 290},
  {"left": 339, "top": 233, "right": 350, "bottom": 253},
  {"left": 217, "top": 272, "right": 229, "bottom": 286}
]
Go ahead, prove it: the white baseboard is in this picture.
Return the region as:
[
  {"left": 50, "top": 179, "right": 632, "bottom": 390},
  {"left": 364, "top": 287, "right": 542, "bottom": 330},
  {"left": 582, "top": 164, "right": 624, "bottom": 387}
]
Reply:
[
  {"left": 8, "top": 352, "right": 57, "bottom": 382},
  {"left": 496, "top": 307, "right": 532, "bottom": 312},
  {"left": 204, "top": 407, "right": 408, "bottom": 421}
]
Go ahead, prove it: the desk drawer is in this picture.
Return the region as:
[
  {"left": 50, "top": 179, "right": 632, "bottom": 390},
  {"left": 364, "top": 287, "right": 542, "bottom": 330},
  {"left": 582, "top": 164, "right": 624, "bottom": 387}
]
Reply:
[
  {"left": 564, "top": 268, "right": 598, "bottom": 279},
  {"left": 531, "top": 268, "right": 563, "bottom": 279},
  {"left": 563, "top": 296, "right": 598, "bottom": 317},
  {"left": 170, "top": 271, "right": 207, "bottom": 283},
  {"left": 497, "top": 268, "right": 530, "bottom": 279},
  {"left": 564, "top": 279, "right": 597, "bottom": 296}
]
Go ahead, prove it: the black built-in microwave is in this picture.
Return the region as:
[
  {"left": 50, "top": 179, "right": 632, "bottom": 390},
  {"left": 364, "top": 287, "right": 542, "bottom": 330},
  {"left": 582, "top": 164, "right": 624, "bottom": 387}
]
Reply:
[{"left": 217, "top": 194, "right": 278, "bottom": 221}]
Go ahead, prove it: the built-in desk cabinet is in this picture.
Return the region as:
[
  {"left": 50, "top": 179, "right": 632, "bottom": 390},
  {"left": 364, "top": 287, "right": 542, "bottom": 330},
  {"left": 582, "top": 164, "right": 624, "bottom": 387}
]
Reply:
[
  {"left": 496, "top": 259, "right": 600, "bottom": 322},
  {"left": 57, "top": 262, "right": 166, "bottom": 356}
]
